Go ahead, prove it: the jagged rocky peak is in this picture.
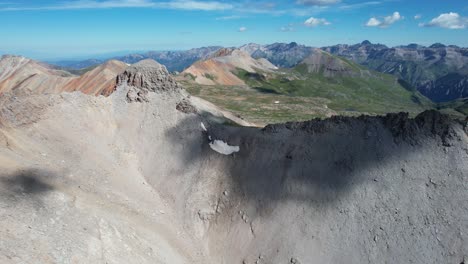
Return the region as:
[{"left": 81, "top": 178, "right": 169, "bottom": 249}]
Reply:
[
  {"left": 429, "top": 43, "right": 447, "bottom": 49},
  {"left": 361, "top": 40, "right": 372, "bottom": 45},
  {"left": 209, "top": 48, "right": 236, "bottom": 58},
  {"left": 116, "top": 59, "right": 180, "bottom": 102},
  {"left": 288, "top": 41, "right": 298, "bottom": 48}
]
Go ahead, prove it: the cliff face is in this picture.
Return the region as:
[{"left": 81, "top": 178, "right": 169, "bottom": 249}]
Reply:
[{"left": 0, "top": 62, "right": 466, "bottom": 264}]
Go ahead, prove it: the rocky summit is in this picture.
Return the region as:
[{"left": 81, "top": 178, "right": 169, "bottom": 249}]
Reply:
[{"left": 116, "top": 59, "right": 180, "bottom": 102}]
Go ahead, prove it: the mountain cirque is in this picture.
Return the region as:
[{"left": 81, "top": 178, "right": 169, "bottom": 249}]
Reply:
[
  {"left": 0, "top": 55, "right": 127, "bottom": 96},
  {"left": 0, "top": 58, "right": 466, "bottom": 263}
]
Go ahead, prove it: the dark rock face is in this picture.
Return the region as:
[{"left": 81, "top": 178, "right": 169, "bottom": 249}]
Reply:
[
  {"left": 176, "top": 99, "right": 197, "bottom": 114},
  {"left": 263, "top": 110, "right": 462, "bottom": 146},
  {"left": 116, "top": 59, "right": 180, "bottom": 102}
]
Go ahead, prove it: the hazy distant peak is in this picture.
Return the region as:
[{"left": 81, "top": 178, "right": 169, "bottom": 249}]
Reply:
[
  {"left": 132, "top": 58, "right": 164, "bottom": 68},
  {"left": 429, "top": 43, "right": 447, "bottom": 49}
]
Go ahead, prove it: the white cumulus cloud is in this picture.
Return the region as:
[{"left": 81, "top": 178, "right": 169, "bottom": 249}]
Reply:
[
  {"left": 304, "top": 17, "right": 331, "bottom": 27},
  {"left": 414, "top": 14, "right": 421, "bottom": 20},
  {"left": 238, "top": 26, "right": 247, "bottom": 32},
  {"left": 366, "top": 11, "right": 403, "bottom": 28},
  {"left": 420, "top": 12, "right": 467, "bottom": 29}
]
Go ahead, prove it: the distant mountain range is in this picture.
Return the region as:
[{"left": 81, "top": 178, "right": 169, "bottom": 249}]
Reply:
[
  {"left": 47, "top": 41, "right": 468, "bottom": 104},
  {"left": 52, "top": 46, "right": 221, "bottom": 73},
  {"left": 239, "top": 42, "right": 312, "bottom": 68},
  {"left": 322, "top": 41, "right": 468, "bottom": 103}
]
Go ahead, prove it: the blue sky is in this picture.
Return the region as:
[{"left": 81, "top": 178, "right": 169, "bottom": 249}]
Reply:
[{"left": 0, "top": 0, "right": 467, "bottom": 60}]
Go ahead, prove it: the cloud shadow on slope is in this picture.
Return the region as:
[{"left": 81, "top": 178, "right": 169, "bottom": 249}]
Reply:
[{"left": 0, "top": 169, "right": 55, "bottom": 197}]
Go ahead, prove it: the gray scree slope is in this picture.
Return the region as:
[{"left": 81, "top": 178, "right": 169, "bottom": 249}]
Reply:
[{"left": 0, "top": 59, "right": 466, "bottom": 264}]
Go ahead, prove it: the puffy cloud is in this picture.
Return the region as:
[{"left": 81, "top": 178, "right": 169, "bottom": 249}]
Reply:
[
  {"left": 420, "top": 12, "right": 467, "bottom": 29},
  {"left": 365, "top": 11, "right": 403, "bottom": 28},
  {"left": 304, "top": 17, "right": 331, "bottom": 27},
  {"left": 366, "top": 17, "right": 381, "bottom": 27},
  {"left": 414, "top": 14, "right": 421, "bottom": 20},
  {"left": 296, "top": 0, "right": 340, "bottom": 6},
  {"left": 238, "top": 27, "right": 247, "bottom": 32}
]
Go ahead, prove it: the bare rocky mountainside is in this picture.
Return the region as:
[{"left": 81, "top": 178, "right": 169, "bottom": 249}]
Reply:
[
  {"left": 0, "top": 55, "right": 127, "bottom": 96},
  {"left": 0, "top": 58, "right": 467, "bottom": 263},
  {"left": 180, "top": 48, "right": 277, "bottom": 86}
]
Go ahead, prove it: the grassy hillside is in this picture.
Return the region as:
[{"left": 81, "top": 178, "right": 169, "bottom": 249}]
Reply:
[
  {"left": 437, "top": 98, "right": 468, "bottom": 119},
  {"left": 236, "top": 68, "right": 432, "bottom": 115},
  {"left": 182, "top": 52, "right": 434, "bottom": 125}
]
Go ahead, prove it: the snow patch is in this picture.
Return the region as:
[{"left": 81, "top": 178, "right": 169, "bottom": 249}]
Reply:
[
  {"left": 209, "top": 140, "right": 240, "bottom": 155},
  {"left": 201, "top": 122, "right": 207, "bottom": 132}
]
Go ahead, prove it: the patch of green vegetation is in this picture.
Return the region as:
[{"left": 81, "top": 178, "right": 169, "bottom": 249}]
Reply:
[
  {"left": 204, "top": 73, "right": 217, "bottom": 81},
  {"left": 437, "top": 98, "right": 468, "bottom": 119},
  {"left": 236, "top": 65, "right": 433, "bottom": 116},
  {"left": 184, "top": 73, "right": 196, "bottom": 80}
]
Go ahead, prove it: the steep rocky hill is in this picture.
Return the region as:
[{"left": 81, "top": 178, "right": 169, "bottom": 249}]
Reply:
[
  {"left": 297, "top": 48, "right": 359, "bottom": 77},
  {"left": 0, "top": 59, "right": 466, "bottom": 263},
  {"left": 0, "top": 55, "right": 128, "bottom": 96},
  {"left": 181, "top": 48, "right": 277, "bottom": 86},
  {"left": 240, "top": 42, "right": 313, "bottom": 68}
]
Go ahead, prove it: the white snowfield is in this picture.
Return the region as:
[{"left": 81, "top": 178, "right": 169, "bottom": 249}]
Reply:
[
  {"left": 209, "top": 140, "right": 240, "bottom": 155},
  {"left": 200, "top": 122, "right": 207, "bottom": 132}
]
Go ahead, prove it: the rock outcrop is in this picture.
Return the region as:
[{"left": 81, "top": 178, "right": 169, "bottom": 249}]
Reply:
[{"left": 116, "top": 59, "right": 180, "bottom": 102}]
